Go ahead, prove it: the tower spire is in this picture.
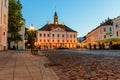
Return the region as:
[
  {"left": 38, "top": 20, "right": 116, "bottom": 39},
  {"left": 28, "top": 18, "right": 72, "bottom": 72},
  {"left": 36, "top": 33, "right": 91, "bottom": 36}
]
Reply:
[{"left": 54, "top": 11, "right": 57, "bottom": 16}]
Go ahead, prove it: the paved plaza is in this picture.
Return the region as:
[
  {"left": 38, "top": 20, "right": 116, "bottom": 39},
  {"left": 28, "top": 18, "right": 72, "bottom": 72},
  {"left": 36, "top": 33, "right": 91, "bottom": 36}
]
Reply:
[
  {"left": 0, "top": 50, "right": 59, "bottom": 80},
  {"left": 65, "top": 49, "right": 120, "bottom": 56},
  {"left": 0, "top": 50, "right": 120, "bottom": 80},
  {"left": 42, "top": 49, "right": 120, "bottom": 80}
]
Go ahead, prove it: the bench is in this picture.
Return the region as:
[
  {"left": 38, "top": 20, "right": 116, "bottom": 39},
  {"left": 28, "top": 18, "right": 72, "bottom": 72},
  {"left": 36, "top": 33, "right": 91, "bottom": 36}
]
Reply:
[{"left": 31, "top": 49, "right": 38, "bottom": 55}]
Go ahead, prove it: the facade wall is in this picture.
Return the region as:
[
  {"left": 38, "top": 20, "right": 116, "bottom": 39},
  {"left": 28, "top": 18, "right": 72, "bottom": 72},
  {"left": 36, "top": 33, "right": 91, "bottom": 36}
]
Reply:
[
  {"left": 37, "top": 30, "right": 77, "bottom": 49},
  {"left": 0, "top": 0, "right": 8, "bottom": 51}
]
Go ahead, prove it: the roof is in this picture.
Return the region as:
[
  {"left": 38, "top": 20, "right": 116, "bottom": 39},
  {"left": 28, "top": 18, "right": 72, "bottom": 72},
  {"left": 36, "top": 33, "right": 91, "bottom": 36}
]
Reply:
[
  {"left": 87, "top": 19, "right": 113, "bottom": 35},
  {"left": 100, "top": 19, "right": 113, "bottom": 26},
  {"left": 38, "top": 24, "right": 77, "bottom": 32}
]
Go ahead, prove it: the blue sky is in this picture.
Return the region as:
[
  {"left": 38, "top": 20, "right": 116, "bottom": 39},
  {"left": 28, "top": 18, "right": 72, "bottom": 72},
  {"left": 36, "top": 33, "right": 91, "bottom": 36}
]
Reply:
[{"left": 21, "top": 0, "right": 120, "bottom": 37}]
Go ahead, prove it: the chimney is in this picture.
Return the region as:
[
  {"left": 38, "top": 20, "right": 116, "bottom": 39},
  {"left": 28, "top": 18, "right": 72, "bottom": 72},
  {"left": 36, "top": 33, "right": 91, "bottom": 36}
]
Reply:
[
  {"left": 62, "top": 22, "right": 64, "bottom": 25},
  {"left": 47, "top": 20, "right": 50, "bottom": 25}
]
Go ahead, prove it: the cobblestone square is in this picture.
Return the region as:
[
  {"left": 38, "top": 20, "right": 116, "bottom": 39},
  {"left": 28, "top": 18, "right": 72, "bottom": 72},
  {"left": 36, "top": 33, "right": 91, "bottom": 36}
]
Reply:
[{"left": 42, "top": 50, "right": 120, "bottom": 80}]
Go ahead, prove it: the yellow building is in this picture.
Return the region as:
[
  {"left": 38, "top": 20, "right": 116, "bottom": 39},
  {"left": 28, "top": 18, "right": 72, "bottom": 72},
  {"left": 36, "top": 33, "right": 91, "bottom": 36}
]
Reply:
[
  {"left": 0, "top": 0, "right": 8, "bottom": 51},
  {"left": 36, "top": 12, "right": 77, "bottom": 49}
]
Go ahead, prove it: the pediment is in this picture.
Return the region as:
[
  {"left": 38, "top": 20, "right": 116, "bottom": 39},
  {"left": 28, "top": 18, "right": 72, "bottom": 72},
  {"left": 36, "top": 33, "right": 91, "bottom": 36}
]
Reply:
[{"left": 51, "top": 27, "right": 65, "bottom": 32}]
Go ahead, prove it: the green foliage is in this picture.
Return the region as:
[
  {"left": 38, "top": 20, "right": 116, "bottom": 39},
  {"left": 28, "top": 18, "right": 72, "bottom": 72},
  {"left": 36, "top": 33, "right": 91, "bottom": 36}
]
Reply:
[
  {"left": 8, "top": 0, "right": 23, "bottom": 42},
  {"left": 25, "top": 28, "right": 36, "bottom": 48}
]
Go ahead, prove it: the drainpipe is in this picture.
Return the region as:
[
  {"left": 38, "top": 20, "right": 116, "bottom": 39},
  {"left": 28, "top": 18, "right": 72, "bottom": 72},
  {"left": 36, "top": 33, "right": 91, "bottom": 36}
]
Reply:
[
  {"left": 0, "top": 0, "right": 3, "bottom": 50},
  {"left": 0, "top": 0, "right": 2, "bottom": 24}
]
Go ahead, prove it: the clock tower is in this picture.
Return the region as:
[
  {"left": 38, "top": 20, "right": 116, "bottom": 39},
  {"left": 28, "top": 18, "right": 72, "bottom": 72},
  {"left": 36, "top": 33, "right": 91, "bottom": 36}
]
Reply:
[{"left": 54, "top": 12, "right": 58, "bottom": 25}]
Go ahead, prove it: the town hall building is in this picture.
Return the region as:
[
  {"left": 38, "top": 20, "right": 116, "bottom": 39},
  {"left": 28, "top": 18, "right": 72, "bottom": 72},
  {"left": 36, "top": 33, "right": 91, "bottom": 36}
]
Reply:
[{"left": 36, "top": 12, "right": 77, "bottom": 49}]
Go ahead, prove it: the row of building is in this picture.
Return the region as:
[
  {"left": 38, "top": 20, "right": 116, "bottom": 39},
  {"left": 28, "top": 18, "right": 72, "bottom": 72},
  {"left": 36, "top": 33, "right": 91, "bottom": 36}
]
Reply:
[
  {"left": 1, "top": 0, "right": 120, "bottom": 51},
  {"left": 0, "top": 0, "right": 77, "bottom": 51},
  {"left": 80, "top": 16, "right": 120, "bottom": 49}
]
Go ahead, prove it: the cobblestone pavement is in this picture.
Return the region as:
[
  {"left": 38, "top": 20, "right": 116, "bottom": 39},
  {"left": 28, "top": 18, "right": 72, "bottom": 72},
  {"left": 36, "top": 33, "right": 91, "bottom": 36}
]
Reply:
[
  {"left": 0, "top": 50, "right": 59, "bottom": 80},
  {"left": 42, "top": 50, "right": 120, "bottom": 80},
  {"left": 62, "top": 49, "right": 120, "bottom": 56}
]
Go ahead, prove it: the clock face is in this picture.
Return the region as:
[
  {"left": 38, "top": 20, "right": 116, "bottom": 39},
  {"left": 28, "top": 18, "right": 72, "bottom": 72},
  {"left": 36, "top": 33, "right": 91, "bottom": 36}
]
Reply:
[{"left": 55, "top": 22, "right": 58, "bottom": 24}]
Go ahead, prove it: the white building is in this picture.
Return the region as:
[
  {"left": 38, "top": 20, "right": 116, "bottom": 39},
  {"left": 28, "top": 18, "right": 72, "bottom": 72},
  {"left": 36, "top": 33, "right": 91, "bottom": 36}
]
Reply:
[
  {"left": 0, "top": 0, "right": 8, "bottom": 51},
  {"left": 36, "top": 12, "right": 77, "bottom": 49}
]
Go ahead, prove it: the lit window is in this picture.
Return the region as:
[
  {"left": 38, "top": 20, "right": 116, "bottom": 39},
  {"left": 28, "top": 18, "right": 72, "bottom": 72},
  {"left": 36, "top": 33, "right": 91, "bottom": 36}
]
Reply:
[
  {"left": 40, "top": 39, "right": 41, "bottom": 42},
  {"left": 44, "top": 40, "right": 46, "bottom": 42},
  {"left": 74, "top": 40, "right": 75, "bottom": 43}
]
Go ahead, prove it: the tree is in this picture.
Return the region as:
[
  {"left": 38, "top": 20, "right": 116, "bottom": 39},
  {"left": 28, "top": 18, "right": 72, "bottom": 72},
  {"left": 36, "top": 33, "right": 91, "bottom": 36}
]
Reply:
[
  {"left": 25, "top": 27, "right": 36, "bottom": 49},
  {"left": 8, "top": 0, "right": 23, "bottom": 49}
]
